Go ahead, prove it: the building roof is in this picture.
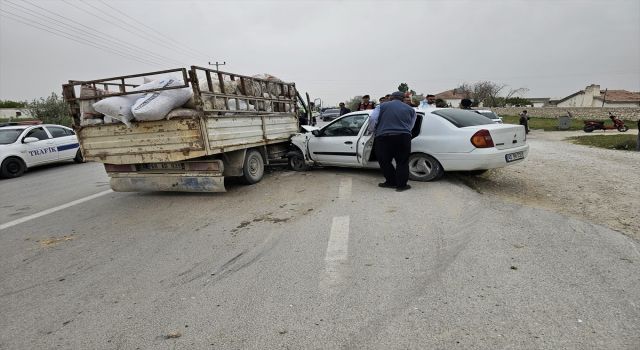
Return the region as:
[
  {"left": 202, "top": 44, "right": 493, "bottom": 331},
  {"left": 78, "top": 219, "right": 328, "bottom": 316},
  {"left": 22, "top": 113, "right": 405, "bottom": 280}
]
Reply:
[
  {"left": 555, "top": 88, "right": 640, "bottom": 104},
  {"left": 434, "top": 89, "right": 470, "bottom": 100},
  {"left": 595, "top": 90, "right": 640, "bottom": 102}
]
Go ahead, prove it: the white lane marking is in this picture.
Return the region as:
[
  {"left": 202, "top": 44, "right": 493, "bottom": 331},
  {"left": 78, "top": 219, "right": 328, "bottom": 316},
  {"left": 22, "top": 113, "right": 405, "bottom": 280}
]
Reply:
[
  {"left": 321, "top": 216, "right": 350, "bottom": 289},
  {"left": 0, "top": 190, "right": 113, "bottom": 231},
  {"left": 326, "top": 216, "right": 350, "bottom": 261},
  {"left": 338, "top": 177, "right": 352, "bottom": 200}
]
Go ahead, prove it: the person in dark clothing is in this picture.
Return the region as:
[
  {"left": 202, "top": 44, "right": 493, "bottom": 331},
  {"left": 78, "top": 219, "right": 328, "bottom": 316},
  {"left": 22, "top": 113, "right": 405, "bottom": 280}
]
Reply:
[
  {"left": 367, "top": 91, "right": 417, "bottom": 192},
  {"left": 519, "top": 110, "right": 530, "bottom": 134},
  {"left": 339, "top": 102, "right": 351, "bottom": 116},
  {"left": 357, "top": 95, "right": 376, "bottom": 110}
]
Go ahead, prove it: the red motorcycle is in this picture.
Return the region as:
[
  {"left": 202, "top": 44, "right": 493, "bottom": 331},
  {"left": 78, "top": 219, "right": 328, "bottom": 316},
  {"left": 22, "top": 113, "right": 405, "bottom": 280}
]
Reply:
[{"left": 583, "top": 112, "right": 629, "bottom": 133}]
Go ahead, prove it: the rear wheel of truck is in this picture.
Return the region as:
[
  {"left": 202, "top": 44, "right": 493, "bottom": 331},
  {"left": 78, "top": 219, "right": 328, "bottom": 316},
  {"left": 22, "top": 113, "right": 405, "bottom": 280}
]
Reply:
[{"left": 242, "top": 149, "right": 264, "bottom": 184}]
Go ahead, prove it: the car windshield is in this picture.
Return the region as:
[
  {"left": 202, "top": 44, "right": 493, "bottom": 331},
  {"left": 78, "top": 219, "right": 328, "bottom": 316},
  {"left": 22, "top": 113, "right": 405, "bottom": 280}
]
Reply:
[
  {"left": 0, "top": 129, "right": 24, "bottom": 144},
  {"left": 432, "top": 109, "right": 495, "bottom": 127}
]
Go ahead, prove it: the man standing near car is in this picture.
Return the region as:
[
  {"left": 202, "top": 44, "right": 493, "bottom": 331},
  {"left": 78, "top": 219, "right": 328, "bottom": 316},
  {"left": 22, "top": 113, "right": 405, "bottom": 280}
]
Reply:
[
  {"left": 367, "top": 91, "right": 417, "bottom": 192},
  {"left": 339, "top": 102, "right": 351, "bottom": 116},
  {"left": 419, "top": 94, "right": 437, "bottom": 110},
  {"left": 519, "top": 110, "right": 530, "bottom": 134},
  {"left": 357, "top": 95, "right": 375, "bottom": 111}
]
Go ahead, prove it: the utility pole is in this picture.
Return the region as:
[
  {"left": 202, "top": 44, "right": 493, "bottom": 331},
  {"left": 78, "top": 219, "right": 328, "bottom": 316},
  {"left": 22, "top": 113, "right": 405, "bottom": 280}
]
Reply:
[{"left": 208, "top": 61, "right": 226, "bottom": 71}]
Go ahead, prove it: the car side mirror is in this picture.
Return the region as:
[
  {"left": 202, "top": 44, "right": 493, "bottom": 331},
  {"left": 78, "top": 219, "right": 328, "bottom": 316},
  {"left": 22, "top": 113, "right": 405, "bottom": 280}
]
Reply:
[
  {"left": 23, "top": 137, "right": 39, "bottom": 143},
  {"left": 312, "top": 130, "right": 321, "bottom": 137}
]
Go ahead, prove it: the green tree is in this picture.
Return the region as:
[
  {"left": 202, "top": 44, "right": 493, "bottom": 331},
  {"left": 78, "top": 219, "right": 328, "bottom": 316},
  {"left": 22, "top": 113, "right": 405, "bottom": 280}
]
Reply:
[
  {"left": 0, "top": 100, "right": 28, "bottom": 108},
  {"left": 27, "top": 92, "right": 72, "bottom": 127},
  {"left": 505, "top": 97, "right": 532, "bottom": 106},
  {"left": 345, "top": 96, "right": 362, "bottom": 112},
  {"left": 435, "top": 98, "right": 448, "bottom": 108}
]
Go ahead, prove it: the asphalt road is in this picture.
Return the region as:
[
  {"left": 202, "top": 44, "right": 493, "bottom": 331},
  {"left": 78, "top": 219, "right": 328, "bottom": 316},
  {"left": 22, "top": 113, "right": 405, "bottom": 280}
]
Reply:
[{"left": 0, "top": 162, "right": 639, "bottom": 349}]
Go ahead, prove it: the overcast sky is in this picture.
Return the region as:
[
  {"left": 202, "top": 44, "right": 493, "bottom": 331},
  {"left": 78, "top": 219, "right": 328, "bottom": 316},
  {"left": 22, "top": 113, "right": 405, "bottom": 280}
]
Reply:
[{"left": 1, "top": 0, "right": 639, "bottom": 105}]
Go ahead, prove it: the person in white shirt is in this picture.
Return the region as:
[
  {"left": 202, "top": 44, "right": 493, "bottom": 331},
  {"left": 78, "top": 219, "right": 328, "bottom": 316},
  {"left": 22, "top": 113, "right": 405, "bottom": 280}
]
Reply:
[{"left": 418, "top": 94, "right": 437, "bottom": 110}]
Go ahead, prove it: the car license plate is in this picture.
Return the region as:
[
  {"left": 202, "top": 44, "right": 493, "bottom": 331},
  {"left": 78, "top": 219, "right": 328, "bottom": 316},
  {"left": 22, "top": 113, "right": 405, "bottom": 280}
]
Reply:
[
  {"left": 505, "top": 151, "right": 524, "bottom": 163},
  {"left": 137, "top": 163, "right": 184, "bottom": 171}
]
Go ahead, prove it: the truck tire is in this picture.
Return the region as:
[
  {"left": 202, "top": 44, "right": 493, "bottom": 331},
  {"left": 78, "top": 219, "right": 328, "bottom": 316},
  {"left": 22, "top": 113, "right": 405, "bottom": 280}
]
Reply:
[
  {"left": 1, "top": 157, "right": 26, "bottom": 178},
  {"left": 408, "top": 153, "right": 444, "bottom": 182},
  {"left": 242, "top": 149, "right": 264, "bottom": 184},
  {"left": 74, "top": 149, "right": 85, "bottom": 163}
]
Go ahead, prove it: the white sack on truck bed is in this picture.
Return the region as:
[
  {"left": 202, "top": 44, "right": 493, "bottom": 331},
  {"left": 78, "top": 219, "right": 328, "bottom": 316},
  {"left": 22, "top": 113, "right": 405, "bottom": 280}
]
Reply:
[
  {"left": 92, "top": 79, "right": 161, "bottom": 127},
  {"left": 131, "top": 76, "right": 192, "bottom": 121}
]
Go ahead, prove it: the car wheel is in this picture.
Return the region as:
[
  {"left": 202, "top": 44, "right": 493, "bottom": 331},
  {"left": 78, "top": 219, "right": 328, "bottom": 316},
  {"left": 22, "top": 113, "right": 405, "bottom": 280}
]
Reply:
[
  {"left": 74, "top": 149, "right": 85, "bottom": 163},
  {"left": 288, "top": 150, "right": 309, "bottom": 171},
  {"left": 1, "top": 157, "right": 26, "bottom": 178},
  {"left": 408, "top": 153, "right": 444, "bottom": 182},
  {"left": 583, "top": 126, "right": 594, "bottom": 133},
  {"left": 618, "top": 126, "right": 629, "bottom": 132},
  {"left": 242, "top": 149, "right": 265, "bottom": 185}
]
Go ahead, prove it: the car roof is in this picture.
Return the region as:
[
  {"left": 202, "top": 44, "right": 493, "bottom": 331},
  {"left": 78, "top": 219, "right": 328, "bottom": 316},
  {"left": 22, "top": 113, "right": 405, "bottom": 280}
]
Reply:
[{"left": 0, "top": 125, "right": 29, "bottom": 130}]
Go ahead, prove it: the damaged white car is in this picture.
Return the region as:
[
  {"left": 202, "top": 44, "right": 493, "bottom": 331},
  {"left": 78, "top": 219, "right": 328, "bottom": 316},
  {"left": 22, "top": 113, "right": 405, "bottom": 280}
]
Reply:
[{"left": 288, "top": 108, "right": 529, "bottom": 181}]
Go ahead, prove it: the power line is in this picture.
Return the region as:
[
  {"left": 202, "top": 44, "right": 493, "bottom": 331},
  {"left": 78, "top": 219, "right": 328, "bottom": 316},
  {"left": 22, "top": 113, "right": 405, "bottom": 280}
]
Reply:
[
  {"left": 19, "top": 0, "right": 183, "bottom": 66},
  {"left": 63, "top": 0, "right": 199, "bottom": 63},
  {"left": 0, "top": 8, "right": 166, "bottom": 67},
  {"left": 5, "top": 0, "right": 182, "bottom": 67},
  {"left": 96, "top": 0, "right": 211, "bottom": 61},
  {"left": 0, "top": 6, "right": 166, "bottom": 67}
]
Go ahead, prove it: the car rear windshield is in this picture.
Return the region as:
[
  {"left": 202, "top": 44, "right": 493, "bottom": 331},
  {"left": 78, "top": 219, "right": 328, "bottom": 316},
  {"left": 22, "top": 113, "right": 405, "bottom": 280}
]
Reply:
[
  {"left": 432, "top": 109, "right": 495, "bottom": 127},
  {"left": 478, "top": 111, "right": 498, "bottom": 119},
  {"left": 0, "top": 129, "right": 24, "bottom": 144}
]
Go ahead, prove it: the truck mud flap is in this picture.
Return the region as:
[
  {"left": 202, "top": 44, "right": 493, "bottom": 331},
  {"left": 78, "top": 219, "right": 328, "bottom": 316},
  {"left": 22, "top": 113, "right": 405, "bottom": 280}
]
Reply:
[{"left": 109, "top": 174, "right": 225, "bottom": 192}]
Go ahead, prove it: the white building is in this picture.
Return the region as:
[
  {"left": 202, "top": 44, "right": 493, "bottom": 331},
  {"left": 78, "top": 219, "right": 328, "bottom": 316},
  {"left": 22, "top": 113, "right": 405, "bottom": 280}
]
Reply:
[
  {"left": 434, "top": 89, "right": 470, "bottom": 108},
  {"left": 553, "top": 84, "right": 640, "bottom": 107},
  {"left": 0, "top": 108, "right": 33, "bottom": 119}
]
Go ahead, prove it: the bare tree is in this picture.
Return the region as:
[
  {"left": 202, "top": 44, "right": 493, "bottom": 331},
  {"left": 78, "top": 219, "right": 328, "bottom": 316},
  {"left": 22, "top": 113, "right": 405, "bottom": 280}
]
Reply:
[
  {"left": 505, "top": 87, "right": 529, "bottom": 100},
  {"left": 456, "top": 81, "right": 529, "bottom": 107}
]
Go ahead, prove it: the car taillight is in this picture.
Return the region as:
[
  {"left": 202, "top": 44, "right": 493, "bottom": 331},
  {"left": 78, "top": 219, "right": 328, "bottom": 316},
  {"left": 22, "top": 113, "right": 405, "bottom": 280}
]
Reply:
[{"left": 470, "top": 129, "right": 494, "bottom": 148}]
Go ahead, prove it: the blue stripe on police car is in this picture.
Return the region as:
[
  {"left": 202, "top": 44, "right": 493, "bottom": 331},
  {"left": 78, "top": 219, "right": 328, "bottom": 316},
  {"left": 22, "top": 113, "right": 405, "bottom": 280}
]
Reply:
[{"left": 57, "top": 143, "right": 80, "bottom": 151}]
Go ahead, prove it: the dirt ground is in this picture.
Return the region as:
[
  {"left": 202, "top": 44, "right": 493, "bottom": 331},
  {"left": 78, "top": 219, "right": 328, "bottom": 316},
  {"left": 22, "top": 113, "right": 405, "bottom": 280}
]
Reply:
[{"left": 458, "top": 129, "right": 640, "bottom": 241}]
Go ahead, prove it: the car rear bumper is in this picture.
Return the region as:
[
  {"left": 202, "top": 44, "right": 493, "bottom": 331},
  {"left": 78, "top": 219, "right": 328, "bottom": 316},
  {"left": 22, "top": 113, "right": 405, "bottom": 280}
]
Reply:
[{"left": 437, "top": 144, "right": 530, "bottom": 171}]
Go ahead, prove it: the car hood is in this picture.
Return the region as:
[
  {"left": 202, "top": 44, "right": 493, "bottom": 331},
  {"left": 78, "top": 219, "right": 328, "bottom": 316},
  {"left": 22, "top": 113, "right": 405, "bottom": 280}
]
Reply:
[{"left": 300, "top": 125, "right": 319, "bottom": 132}]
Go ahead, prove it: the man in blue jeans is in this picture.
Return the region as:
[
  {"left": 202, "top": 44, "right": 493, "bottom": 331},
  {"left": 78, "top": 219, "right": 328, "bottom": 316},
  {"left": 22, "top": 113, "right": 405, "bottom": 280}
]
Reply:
[{"left": 367, "top": 91, "right": 417, "bottom": 192}]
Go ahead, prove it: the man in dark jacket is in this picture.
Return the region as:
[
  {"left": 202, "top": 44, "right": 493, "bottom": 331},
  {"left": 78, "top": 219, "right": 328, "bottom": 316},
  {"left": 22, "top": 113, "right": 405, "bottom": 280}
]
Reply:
[
  {"left": 339, "top": 102, "right": 351, "bottom": 116},
  {"left": 367, "top": 91, "right": 417, "bottom": 192}
]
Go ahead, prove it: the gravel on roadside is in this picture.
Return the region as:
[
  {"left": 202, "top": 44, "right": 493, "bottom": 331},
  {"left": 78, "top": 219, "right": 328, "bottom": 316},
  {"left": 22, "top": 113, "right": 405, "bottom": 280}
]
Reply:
[{"left": 457, "top": 130, "right": 640, "bottom": 241}]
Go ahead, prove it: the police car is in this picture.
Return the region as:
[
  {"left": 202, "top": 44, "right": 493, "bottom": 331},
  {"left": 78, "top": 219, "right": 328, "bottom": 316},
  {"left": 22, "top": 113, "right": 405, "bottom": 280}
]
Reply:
[{"left": 0, "top": 124, "right": 83, "bottom": 178}]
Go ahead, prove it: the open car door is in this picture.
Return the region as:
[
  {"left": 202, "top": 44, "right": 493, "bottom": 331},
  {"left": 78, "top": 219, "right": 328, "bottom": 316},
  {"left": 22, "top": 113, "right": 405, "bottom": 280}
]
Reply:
[{"left": 307, "top": 113, "right": 369, "bottom": 166}]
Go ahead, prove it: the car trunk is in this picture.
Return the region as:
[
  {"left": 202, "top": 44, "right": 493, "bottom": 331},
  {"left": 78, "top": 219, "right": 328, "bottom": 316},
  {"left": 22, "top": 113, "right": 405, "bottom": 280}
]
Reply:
[{"left": 465, "top": 124, "right": 526, "bottom": 150}]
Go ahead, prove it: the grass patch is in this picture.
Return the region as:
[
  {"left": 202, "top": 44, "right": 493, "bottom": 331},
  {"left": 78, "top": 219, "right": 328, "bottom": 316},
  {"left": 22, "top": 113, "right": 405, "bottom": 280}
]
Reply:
[
  {"left": 567, "top": 134, "right": 638, "bottom": 151},
  {"left": 501, "top": 115, "right": 638, "bottom": 131}
]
